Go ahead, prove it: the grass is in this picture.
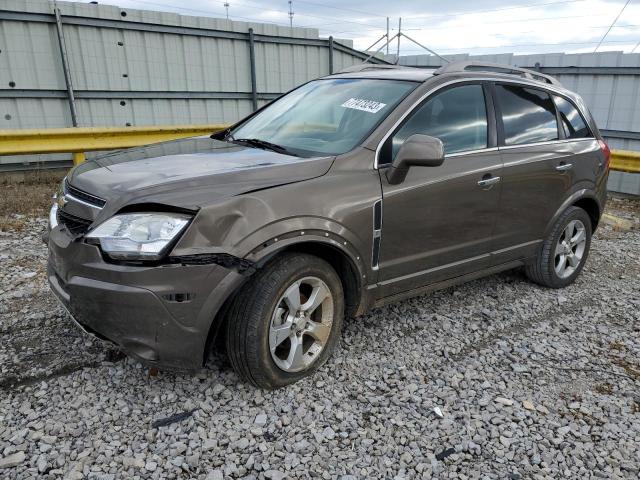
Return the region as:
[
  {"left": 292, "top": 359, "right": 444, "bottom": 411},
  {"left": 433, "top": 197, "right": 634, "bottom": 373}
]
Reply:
[{"left": 0, "top": 170, "right": 65, "bottom": 232}]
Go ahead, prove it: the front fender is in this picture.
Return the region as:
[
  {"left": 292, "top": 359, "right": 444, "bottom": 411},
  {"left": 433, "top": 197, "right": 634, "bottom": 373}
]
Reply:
[{"left": 172, "top": 194, "right": 375, "bottom": 279}]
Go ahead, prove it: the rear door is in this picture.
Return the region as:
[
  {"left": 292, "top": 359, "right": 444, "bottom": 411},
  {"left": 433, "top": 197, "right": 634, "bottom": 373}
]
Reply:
[
  {"left": 376, "top": 82, "right": 502, "bottom": 298},
  {"left": 491, "top": 83, "right": 580, "bottom": 264}
]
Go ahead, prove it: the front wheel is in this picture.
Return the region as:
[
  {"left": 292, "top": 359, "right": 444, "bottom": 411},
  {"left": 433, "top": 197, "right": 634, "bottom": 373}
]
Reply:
[
  {"left": 225, "top": 253, "right": 344, "bottom": 389},
  {"left": 525, "top": 206, "right": 592, "bottom": 288}
]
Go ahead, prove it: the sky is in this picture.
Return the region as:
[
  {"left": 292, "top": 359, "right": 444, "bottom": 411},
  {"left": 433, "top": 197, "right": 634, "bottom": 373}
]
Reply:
[{"left": 89, "top": 0, "right": 640, "bottom": 57}]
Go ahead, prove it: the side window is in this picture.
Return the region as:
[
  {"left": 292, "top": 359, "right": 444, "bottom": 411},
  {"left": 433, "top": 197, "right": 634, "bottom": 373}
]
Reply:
[
  {"left": 496, "top": 85, "right": 558, "bottom": 145},
  {"left": 385, "top": 84, "right": 488, "bottom": 162},
  {"left": 554, "top": 95, "right": 591, "bottom": 139}
]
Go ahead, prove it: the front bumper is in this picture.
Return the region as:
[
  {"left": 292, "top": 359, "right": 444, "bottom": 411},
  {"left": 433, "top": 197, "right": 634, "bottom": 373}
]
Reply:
[{"left": 47, "top": 224, "right": 245, "bottom": 369}]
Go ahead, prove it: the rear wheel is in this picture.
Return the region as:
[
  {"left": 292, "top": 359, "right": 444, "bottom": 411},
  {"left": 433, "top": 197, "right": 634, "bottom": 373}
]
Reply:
[
  {"left": 225, "top": 253, "right": 343, "bottom": 389},
  {"left": 525, "top": 206, "right": 592, "bottom": 288}
]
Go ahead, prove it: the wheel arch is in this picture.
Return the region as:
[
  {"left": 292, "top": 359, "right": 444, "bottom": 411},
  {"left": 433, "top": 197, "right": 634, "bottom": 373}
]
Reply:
[
  {"left": 201, "top": 238, "right": 370, "bottom": 367},
  {"left": 271, "top": 241, "right": 365, "bottom": 318},
  {"left": 545, "top": 189, "right": 602, "bottom": 238},
  {"left": 572, "top": 196, "right": 601, "bottom": 231}
]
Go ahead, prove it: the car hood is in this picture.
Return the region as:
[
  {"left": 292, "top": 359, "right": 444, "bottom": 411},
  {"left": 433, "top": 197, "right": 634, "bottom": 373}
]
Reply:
[{"left": 68, "top": 136, "right": 334, "bottom": 210}]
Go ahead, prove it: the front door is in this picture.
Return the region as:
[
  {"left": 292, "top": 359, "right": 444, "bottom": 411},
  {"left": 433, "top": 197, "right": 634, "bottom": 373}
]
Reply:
[{"left": 376, "top": 83, "right": 502, "bottom": 298}]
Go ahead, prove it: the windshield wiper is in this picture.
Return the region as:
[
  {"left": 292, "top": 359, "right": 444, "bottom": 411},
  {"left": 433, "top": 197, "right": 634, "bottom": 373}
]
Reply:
[{"left": 231, "top": 138, "right": 292, "bottom": 155}]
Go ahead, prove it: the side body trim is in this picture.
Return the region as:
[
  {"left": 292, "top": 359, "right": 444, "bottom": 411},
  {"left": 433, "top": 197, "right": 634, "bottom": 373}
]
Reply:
[
  {"left": 374, "top": 259, "right": 525, "bottom": 308},
  {"left": 372, "top": 199, "right": 382, "bottom": 270}
]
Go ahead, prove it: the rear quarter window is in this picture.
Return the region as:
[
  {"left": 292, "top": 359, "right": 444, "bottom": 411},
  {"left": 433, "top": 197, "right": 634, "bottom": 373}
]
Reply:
[{"left": 553, "top": 95, "right": 592, "bottom": 139}]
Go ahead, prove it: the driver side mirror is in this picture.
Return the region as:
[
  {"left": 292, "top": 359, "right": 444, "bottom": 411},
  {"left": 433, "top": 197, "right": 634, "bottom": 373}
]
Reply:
[{"left": 385, "top": 134, "right": 445, "bottom": 185}]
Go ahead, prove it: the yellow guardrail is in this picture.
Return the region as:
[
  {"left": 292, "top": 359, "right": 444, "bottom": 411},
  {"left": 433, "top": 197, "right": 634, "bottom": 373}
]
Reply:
[
  {"left": 0, "top": 124, "right": 230, "bottom": 165},
  {"left": 610, "top": 149, "right": 640, "bottom": 174},
  {"left": 0, "top": 125, "right": 638, "bottom": 172}
]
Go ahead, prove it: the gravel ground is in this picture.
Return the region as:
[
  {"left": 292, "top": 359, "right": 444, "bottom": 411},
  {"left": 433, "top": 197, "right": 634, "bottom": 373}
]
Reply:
[{"left": 0, "top": 196, "right": 639, "bottom": 479}]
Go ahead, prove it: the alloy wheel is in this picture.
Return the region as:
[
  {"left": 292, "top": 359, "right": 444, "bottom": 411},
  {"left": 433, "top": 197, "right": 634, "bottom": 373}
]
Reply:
[
  {"left": 554, "top": 219, "right": 587, "bottom": 279},
  {"left": 269, "top": 276, "right": 334, "bottom": 373}
]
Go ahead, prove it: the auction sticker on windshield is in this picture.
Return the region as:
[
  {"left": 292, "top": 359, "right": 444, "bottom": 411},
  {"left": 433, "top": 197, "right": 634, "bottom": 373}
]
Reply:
[{"left": 341, "top": 98, "right": 387, "bottom": 114}]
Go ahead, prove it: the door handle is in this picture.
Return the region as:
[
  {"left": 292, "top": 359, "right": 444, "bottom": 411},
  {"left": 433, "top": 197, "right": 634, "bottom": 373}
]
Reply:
[
  {"left": 556, "top": 162, "right": 573, "bottom": 172},
  {"left": 477, "top": 176, "right": 501, "bottom": 188}
]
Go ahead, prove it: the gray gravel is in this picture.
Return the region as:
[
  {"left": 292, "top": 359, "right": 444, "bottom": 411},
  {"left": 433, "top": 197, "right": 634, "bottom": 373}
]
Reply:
[{"left": 1, "top": 197, "right": 639, "bottom": 479}]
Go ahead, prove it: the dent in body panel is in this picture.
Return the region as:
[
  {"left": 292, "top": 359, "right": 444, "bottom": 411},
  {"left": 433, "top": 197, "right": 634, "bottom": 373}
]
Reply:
[
  {"left": 173, "top": 195, "right": 275, "bottom": 257},
  {"left": 171, "top": 149, "right": 383, "bottom": 283}
]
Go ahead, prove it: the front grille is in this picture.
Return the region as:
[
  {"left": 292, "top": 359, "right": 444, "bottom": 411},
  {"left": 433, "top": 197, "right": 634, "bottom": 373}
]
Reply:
[
  {"left": 64, "top": 179, "right": 106, "bottom": 208},
  {"left": 57, "top": 209, "right": 93, "bottom": 235}
]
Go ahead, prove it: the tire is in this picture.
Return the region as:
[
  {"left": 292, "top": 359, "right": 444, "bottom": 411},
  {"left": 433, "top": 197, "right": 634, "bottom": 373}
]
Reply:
[
  {"left": 525, "top": 206, "right": 592, "bottom": 288},
  {"left": 225, "top": 252, "right": 344, "bottom": 389}
]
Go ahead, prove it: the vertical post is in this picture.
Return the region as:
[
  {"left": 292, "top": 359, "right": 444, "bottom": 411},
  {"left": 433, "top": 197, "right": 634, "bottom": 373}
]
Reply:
[
  {"left": 53, "top": 1, "right": 78, "bottom": 127},
  {"left": 288, "top": 1, "right": 294, "bottom": 28},
  {"left": 72, "top": 152, "right": 86, "bottom": 165},
  {"left": 395, "top": 18, "right": 401, "bottom": 64},
  {"left": 328, "top": 36, "right": 334, "bottom": 74},
  {"left": 386, "top": 17, "right": 389, "bottom": 55},
  {"left": 248, "top": 28, "right": 258, "bottom": 112}
]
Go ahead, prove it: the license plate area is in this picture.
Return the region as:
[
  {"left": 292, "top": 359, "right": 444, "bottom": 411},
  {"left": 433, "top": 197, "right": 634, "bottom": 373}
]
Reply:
[{"left": 48, "top": 228, "right": 75, "bottom": 281}]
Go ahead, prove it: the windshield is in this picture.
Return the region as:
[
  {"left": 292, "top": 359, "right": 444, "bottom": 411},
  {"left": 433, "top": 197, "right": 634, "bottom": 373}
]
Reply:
[{"left": 230, "top": 78, "right": 417, "bottom": 157}]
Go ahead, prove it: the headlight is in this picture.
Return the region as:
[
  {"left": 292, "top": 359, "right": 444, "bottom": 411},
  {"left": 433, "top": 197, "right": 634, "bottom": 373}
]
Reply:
[{"left": 87, "top": 213, "right": 192, "bottom": 260}]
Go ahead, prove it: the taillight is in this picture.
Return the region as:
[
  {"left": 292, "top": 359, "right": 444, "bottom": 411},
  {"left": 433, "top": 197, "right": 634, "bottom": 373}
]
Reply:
[{"left": 598, "top": 139, "right": 610, "bottom": 171}]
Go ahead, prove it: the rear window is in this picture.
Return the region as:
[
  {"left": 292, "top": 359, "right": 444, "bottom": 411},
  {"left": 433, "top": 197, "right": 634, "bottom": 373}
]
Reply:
[
  {"left": 554, "top": 95, "right": 591, "bottom": 139},
  {"left": 496, "top": 84, "right": 559, "bottom": 146}
]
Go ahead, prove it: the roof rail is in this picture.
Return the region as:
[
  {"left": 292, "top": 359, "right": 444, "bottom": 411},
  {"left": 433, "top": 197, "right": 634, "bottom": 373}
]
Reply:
[
  {"left": 433, "top": 61, "right": 562, "bottom": 86},
  {"left": 338, "top": 64, "right": 410, "bottom": 74}
]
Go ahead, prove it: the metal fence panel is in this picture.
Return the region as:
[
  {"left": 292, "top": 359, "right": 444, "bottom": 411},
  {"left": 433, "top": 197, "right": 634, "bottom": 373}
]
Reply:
[
  {"left": 608, "top": 170, "right": 640, "bottom": 196},
  {"left": 0, "top": 17, "right": 64, "bottom": 90},
  {"left": 333, "top": 50, "right": 362, "bottom": 73},
  {"left": 0, "top": 97, "right": 70, "bottom": 128}
]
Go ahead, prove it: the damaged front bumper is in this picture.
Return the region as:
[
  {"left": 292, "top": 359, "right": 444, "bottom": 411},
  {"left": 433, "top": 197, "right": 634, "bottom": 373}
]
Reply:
[{"left": 46, "top": 224, "right": 247, "bottom": 369}]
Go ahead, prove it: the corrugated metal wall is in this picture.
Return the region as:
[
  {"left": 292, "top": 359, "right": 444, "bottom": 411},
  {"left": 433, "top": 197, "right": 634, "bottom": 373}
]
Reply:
[
  {"left": 0, "top": 0, "right": 373, "bottom": 169},
  {"left": 394, "top": 51, "right": 640, "bottom": 195}
]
